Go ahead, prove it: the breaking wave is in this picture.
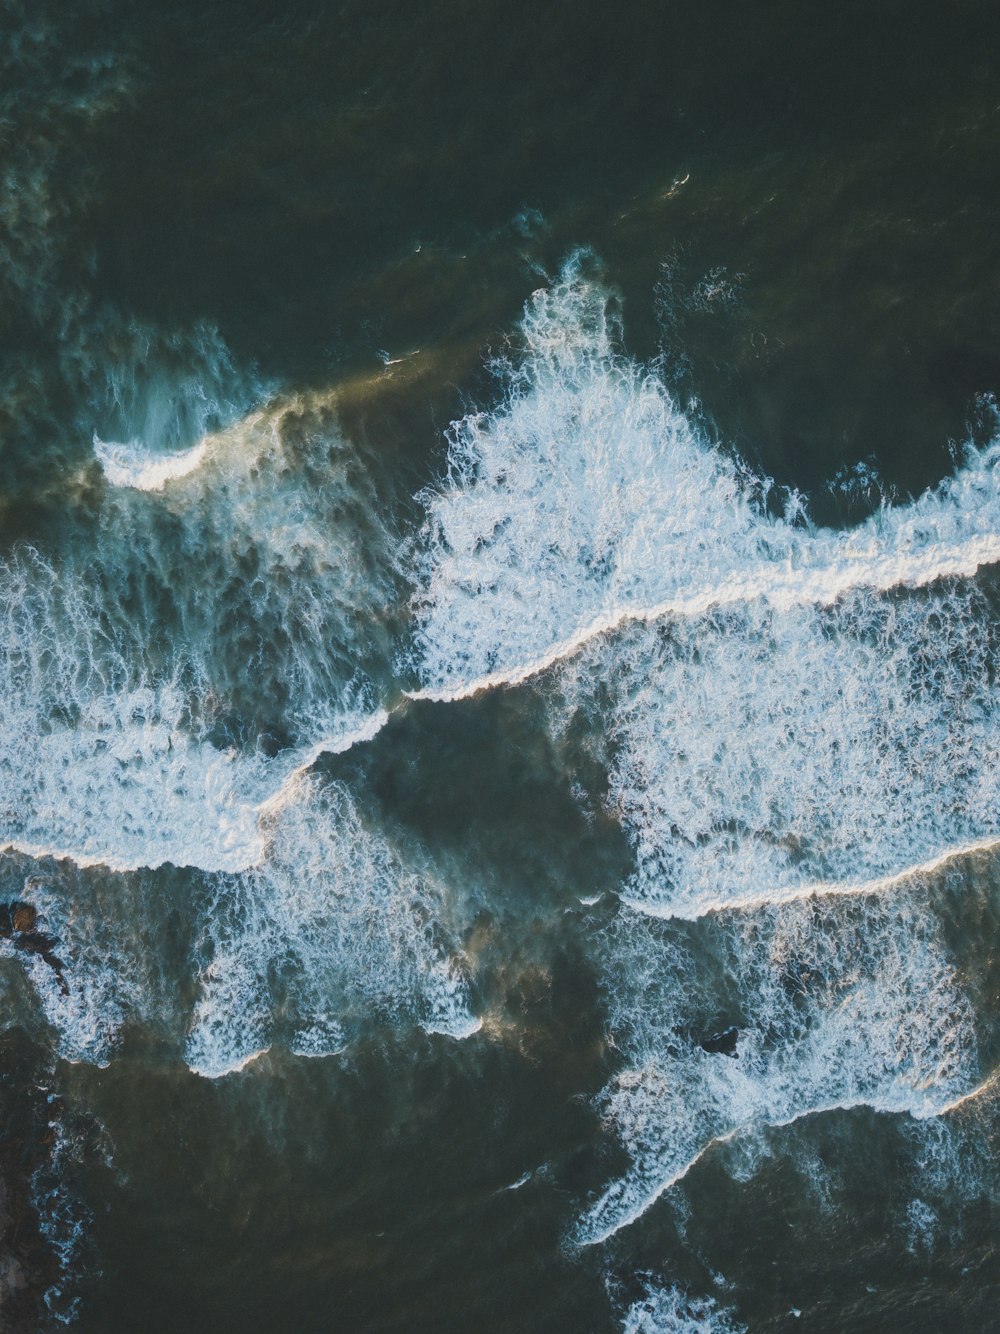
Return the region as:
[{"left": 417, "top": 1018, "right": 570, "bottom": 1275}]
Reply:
[
  {"left": 577, "top": 889, "right": 978, "bottom": 1246},
  {"left": 184, "top": 775, "right": 478, "bottom": 1079},
  {"left": 1, "top": 381, "right": 405, "bottom": 874},
  {"left": 410, "top": 254, "right": 1000, "bottom": 699}
]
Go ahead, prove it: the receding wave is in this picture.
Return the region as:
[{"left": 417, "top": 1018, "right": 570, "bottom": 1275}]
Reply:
[
  {"left": 577, "top": 891, "right": 978, "bottom": 1247},
  {"left": 184, "top": 776, "right": 478, "bottom": 1078}
]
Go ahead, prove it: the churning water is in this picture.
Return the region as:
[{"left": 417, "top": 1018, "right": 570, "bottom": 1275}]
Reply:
[{"left": 2, "top": 2, "right": 999, "bottom": 1330}]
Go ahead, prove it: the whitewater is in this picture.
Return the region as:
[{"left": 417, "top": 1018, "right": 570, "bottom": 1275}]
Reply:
[{"left": 1, "top": 258, "right": 998, "bottom": 1334}]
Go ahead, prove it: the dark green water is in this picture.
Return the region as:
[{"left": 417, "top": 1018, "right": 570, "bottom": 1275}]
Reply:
[{"left": 1, "top": 1, "right": 999, "bottom": 1330}]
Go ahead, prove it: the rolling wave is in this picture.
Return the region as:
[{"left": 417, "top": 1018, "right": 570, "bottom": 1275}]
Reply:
[
  {"left": 578, "top": 889, "right": 979, "bottom": 1247},
  {"left": 410, "top": 255, "right": 1000, "bottom": 701}
]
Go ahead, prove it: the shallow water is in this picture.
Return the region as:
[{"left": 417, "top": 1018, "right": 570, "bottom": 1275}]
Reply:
[{"left": 1, "top": 1, "right": 999, "bottom": 1329}]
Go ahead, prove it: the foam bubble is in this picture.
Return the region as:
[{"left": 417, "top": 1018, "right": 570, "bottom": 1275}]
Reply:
[{"left": 579, "top": 890, "right": 977, "bottom": 1246}]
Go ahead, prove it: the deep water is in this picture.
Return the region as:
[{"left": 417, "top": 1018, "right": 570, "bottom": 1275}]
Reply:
[{"left": 1, "top": 2, "right": 999, "bottom": 1330}]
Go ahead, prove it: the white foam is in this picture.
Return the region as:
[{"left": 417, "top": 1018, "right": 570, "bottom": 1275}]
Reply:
[
  {"left": 410, "top": 256, "right": 1000, "bottom": 698},
  {"left": 93, "top": 435, "right": 210, "bottom": 491},
  {"left": 5, "top": 868, "right": 179, "bottom": 1069},
  {"left": 1, "top": 376, "right": 407, "bottom": 874},
  {"left": 619, "top": 1279, "right": 746, "bottom": 1334},
  {"left": 87, "top": 319, "right": 253, "bottom": 487},
  {"left": 184, "top": 776, "right": 477, "bottom": 1078},
  {"left": 578, "top": 892, "right": 978, "bottom": 1246},
  {"left": 595, "top": 584, "right": 1000, "bottom": 920}
]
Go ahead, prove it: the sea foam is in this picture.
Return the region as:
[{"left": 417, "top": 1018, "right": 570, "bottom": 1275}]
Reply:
[
  {"left": 619, "top": 1278, "right": 746, "bottom": 1334},
  {"left": 184, "top": 776, "right": 478, "bottom": 1078},
  {"left": 596, "top": 583, "right": 1000, "bottom": 920},
  {"left": 410, "top": 260, "right": 1000, "bottom": 925},
  {"left": 93, "top": 436, "right": 210, "bottom": 492},
  {"left": 577, "top": 890, "right": 977, "bottom": 1246},
  {"left": 410, "top": 256, "right": 1000, "bottom": 699},
  {"left": 2, "top": 383, "right": 404, "bottom": 874}
]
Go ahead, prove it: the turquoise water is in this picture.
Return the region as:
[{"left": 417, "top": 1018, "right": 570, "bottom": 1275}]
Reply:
[{"left": 1, "top": 1, "right": 999, "bottom": 1329}]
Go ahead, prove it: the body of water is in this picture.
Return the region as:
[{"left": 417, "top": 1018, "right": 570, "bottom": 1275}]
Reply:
[{"left": 1, "top": 2, "right": 999, "bottom": 1329}]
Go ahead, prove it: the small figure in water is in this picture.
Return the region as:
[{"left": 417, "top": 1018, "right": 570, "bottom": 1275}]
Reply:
[{"left": 0, "top": 901, "right": 70, "bottom": 995}]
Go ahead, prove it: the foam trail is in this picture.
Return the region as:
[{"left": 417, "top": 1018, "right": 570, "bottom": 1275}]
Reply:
[
  {"left": 578, "top": 892, "right": 978, "bottom": 1247},
  {"left": 410, "top": 256, "right": 1000, "bottom": 698},
  {"left": 185, "top": 776, "right": 478, "bottom": 1078}
]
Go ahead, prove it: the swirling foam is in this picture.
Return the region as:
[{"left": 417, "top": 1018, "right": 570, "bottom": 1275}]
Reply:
[
  {"left": 619, "top": 1279, "right": 746, "bottom": 1334},
  {"left": 578, "top": 892, "right": 977, "bottom": 1246},
  {"left": 184, "top": 776, "right": 478, "bottom": 1078},
  {"left": 410, "top": 256, "right": 1000, "bottom": 699},
  {"left": 593, "top": 584, "right": 1000, "bottom": 920}
]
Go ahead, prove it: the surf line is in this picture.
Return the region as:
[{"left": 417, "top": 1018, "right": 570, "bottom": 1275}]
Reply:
[
  {"left": 405, "top": 532, "right": 1000, "bottom": 706},
  {"left": 619, "top": 835, "right": 1000, "bottom": 923},
  {"left": 576, "top": 1085, "right": 984, "bottom": 1249}
]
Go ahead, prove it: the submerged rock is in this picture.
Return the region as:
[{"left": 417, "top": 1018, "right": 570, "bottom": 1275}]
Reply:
[
  {"left": 0, "top": 902, "right": 69, "bottom": 996},
  {"left": 699, "top": 1025, "right": 740, "bottom": 1058}
]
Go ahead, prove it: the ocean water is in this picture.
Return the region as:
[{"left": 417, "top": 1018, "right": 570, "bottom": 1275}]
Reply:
[{"left": 1, "top": 1, "right": 999, "bottom": 1329}]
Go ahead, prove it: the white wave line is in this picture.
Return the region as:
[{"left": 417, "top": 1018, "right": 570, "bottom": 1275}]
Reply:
[
  {"left": 578, "top": 1087, "right": 977, "bottom": 1248},
  {"left": 187, "top": 1045, "right": 271, "bottom": 1080},
  {"left": 621, "top": 836, "right": 1000, "bottom": 922},
  {"left": 408, "top": 533, "right": 1000, "bottom": 704},
  {"left": 934, "top": 1068, "right": 1000, "bottom": 1116},
  {"left": 254, "top": 709, "right": 393, "bottom": 823}
]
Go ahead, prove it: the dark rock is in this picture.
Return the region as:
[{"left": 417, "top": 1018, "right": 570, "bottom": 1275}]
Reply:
[
  {"left": 9, "top": 905, "right": 35, "bottom": 935},
  {"left": 0, "top": 902, "right": 70, "bottom": 996},
  {"left": 699, "top": 1025, "right": 739, "bottom": 1058}
]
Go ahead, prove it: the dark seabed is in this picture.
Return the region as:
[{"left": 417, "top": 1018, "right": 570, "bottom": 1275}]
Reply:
[{"left": 1, "top": 1, "right": 999, "bottom": 1329}]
